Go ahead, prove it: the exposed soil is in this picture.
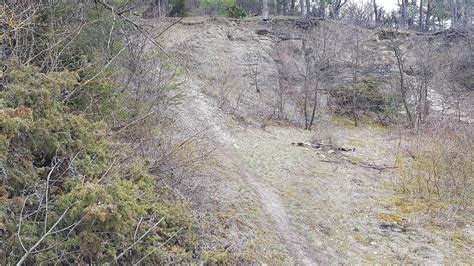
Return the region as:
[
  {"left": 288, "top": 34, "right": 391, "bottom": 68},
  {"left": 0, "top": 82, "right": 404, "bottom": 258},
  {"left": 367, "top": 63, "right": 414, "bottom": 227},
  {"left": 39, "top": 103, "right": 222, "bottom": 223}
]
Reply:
[
  {"left": 224, "top": 139, "right": 320, "bottom": 264},
  {"left": 157, "top": 17, "right": 473, "bottom": 264}
]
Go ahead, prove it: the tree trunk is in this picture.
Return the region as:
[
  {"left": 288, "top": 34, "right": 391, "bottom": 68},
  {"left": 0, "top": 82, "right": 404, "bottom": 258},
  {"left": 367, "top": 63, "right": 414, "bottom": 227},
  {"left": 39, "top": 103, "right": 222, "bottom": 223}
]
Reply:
[
  {"left": 352, "top": 88, "right": 359, "bottom": 126},
  {"left": 308, "top": 82, "right": 318, "bottom": 130},
  {"left": 303, "top": 80, "right": 309, "bottom": 129},
  {"left": 425, "top": 0, "right": 432, "bottom": 31},
  {"left": 373, "top": 0, "right": 379, "bottom": 25},
  {"left": 401, "top": 0, "right": 408, "bottom": 28},
  {"left": 301, "top": 0, "right": 306, "bottom": 17},
  {"left": 332, "top": 0, "right": 346, "bottom": 19},
  {"left": 282, "top": 0, "right": 288, "bottom": 15},
  {"left": 408, "top": 0, "right": 417, "bottom": 27},
  {"left": 448, "top": 0, "right": 459, "bottom": 28},
  {"left": 263, "top": 0, "right": 269, "bottom": 20},
  {"left": 393, "top": 45, "right": 413, "bottom": 127},
  {"left": 291, "top": 0, "right": 296, "bottom": 14},
  {"left": 319, "top": 0, "right": 326, "bottom": 18},
  {"left": 306, "top": 0, "right": 311, "bottom": 19},
  {"left": 419, "top": 0, "right": 424, "bottom": 31},
  {"left": 462, "top": 0, "right": 469, "bottom": 28},
  {"left": 352, "top": 30, "right": 360, "bottom": 126}
]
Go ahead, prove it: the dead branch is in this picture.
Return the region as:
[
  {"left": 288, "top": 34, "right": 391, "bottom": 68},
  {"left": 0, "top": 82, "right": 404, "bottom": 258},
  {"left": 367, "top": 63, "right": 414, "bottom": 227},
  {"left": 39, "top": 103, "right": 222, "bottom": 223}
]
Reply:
[
  {"left": 133, "top": 227, "right": 182, "bottom": 265},
  {"left": 292, "top": 142, "right": 396, "bottom": 170},
  {"left": 95, "top": 0, "right": 164, "bottom": 52},
  {"left": 340, "top": 153, "right": 397, "bottom": 171},
  {"left": 115, "top": 217, "right": 165, "bottom": 261},
  {"left": 44, "top": 160, "right": 61, "bottom": 234},
  {"left": 16, "top": 204, "right": 74, "bottom": 266}
]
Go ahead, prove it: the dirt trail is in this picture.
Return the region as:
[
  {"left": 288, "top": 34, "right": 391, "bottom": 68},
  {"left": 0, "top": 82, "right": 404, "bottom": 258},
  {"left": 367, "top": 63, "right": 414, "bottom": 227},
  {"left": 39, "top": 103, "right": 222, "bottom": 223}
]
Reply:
[
  {"left": 224, "top": 147, "right": 320, "bottom": 264},
  {"left": 179, "top": 78, "right": 319, "bottom": 264}
]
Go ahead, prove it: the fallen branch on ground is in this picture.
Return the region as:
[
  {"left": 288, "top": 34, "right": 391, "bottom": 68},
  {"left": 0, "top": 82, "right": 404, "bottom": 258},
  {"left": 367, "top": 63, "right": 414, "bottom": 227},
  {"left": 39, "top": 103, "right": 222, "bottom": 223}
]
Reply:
[
  {"left": 292, "top": 142, "right": 396, "bottom": 171},
  {"left": 339, "top": 153, "right": 397, "bottom": 171},
  {"left": 291, "top": 142, "right": 355, "bottom": 152}
]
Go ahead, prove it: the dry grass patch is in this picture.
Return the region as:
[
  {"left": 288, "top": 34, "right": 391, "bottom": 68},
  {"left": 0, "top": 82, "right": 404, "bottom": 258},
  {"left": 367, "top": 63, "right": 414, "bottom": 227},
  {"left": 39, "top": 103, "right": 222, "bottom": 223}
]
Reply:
[
  {"left": 378, "top": 212, "right": 404, "bottom": 224},
  {"left": 397, "top": 127, "right": 472, "bottom": 209},
  {"left": 347, "top": 138, "right": 366, "bottom": 147}
]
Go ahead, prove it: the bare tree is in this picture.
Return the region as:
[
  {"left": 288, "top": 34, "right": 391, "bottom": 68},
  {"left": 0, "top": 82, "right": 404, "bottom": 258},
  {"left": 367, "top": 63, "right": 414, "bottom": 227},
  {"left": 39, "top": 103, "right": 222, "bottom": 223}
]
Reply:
[
  {"left": 419, "top": 0, "right": 424, "bottom": 30},
  {"left": 373, "top": 0, "right": 379, "bottom": 25},
  {"left": 425, "top": 0, "right": 433, "bottom": 31},
  {"left": 388, "top": 33, "right": 414, "bottom": 127},
  {"left": 273, "top": 41, "right": 294, "bottom": 119},
  {"left": 290, "top": 0, "right": 296, "bottom": 14},
  {"left": 413, "top": 38, "right": 434, "bottom": 127},
  {"left": 348, "top": 28, "right": 363, "bottom": 126},
  {"left": 318, "top": 0, "right": 327, "bottom": 18},
  {"left": 331, "top": 0, "right": 348, "bottom": 19},
  {"left": 306, "top": 0, "right": 311, "bottom": 19},
  {"left": 448, "top": 0, "right": 460, "bottom": 28},
  {"left": 281, "top": 0, "right": 289, "bottom": 14},
  {"left": 298, "top": 24, "right": 341, "bottom": 130},
  {"left": 301, "top": 0, "right": 306, "bottom": 17},
  {"left": 400, "top": 0, "right": 409, "bottom": 28},
  {"left": 342, "top": 1, "right": 374, "bottom": 27}
]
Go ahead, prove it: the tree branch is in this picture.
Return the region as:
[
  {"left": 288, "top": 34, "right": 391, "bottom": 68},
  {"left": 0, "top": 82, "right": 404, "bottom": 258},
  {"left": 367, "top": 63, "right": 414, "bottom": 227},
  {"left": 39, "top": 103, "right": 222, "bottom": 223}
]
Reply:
[
  {"left": 115, "top": 217, "right": 165, "bottom": 262},
  {"left": 133, "top": 227, "right": 182, "bottom": 265},
  {"left": 16, "top": 204, "right": 74, "bottom": 266}
]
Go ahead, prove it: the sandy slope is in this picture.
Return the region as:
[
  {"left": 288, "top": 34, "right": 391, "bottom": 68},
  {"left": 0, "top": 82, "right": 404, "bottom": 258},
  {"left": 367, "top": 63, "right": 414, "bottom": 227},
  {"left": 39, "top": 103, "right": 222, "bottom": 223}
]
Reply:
[{"left": 156, "top": 17, "right": 473, "bottom": 263}]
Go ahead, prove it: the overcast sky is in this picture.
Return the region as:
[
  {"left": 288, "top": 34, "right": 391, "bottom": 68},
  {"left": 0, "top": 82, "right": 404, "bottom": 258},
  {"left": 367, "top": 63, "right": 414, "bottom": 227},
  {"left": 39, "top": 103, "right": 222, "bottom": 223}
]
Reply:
[
  {"left": 356, "top": 0, "right": 399, "bottom": 12},
  {"left": 378, "top": 0, "right": 399, "bottom": 11}
]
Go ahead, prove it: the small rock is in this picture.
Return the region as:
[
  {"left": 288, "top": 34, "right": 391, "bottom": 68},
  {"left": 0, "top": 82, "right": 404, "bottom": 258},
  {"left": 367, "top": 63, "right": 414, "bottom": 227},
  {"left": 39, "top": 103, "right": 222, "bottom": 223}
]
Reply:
[
  {"left": 380, "top": 222, "right": 407, "bottom": 233},
  {"left": 328, "top": 150, "right": 335, "bottom": 154},
  {"left": 256, "top": 29, "right": 272, "bottom": 35},
  {"left": 370, "top": 241, "right": 377, "bottom": 245}
]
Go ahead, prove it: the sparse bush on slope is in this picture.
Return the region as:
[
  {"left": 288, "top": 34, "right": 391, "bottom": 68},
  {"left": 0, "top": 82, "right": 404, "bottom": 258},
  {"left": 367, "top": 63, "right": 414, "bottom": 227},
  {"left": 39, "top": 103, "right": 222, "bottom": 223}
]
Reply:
[
  {"left": 0, "top": 2, "right": 197, "bottom": 264},
  {"left": 0, "top": 63, "right": 194, "bottom": 264},
  {"left": 396, "top": 125, "right": 473, "bottom": 216}
]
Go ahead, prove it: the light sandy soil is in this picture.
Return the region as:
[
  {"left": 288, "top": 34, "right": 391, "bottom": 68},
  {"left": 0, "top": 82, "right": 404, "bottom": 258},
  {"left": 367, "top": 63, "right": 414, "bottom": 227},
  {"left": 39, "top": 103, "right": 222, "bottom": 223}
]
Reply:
[
  {"left": 173, "top": 74, "right": 319, "bottom": 263},
  {"left": 156, "top": 17, "right": 473, "bottom": 263},
  {"left": 174, "top": 75, "right": 473, "bottom": 263}
]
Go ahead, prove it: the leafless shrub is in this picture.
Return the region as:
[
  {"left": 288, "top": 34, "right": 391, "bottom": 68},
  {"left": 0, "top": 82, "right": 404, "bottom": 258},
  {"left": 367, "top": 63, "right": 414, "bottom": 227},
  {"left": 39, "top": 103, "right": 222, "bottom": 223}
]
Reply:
[
  {"left": 203, "top": 62, "right": 247, "bottom": 116},
  {"left": 298, "top": 22, "right": 343, "bottom": 130},
  {"left": 396, "top": 123, "right": 473, "bottom": 216},
  {"left": 311, "top": 120, "right": 338, "bottom": 146}
]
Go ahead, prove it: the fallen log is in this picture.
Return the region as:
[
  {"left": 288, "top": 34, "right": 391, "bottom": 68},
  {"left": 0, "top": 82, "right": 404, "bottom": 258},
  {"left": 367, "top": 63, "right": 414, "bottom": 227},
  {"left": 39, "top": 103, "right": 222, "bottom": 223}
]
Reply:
[
  {"left": 291, "top": 142, "right": 355, "bottom": 152},
  {"left": 292, "top": 142, "right": 396, "bottom": 171}
]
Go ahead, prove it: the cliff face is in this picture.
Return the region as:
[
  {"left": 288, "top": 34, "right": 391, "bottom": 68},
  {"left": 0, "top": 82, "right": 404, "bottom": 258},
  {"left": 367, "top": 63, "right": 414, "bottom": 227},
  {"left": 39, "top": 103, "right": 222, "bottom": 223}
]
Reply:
[
  {"left": 158, "top": 18, "right": 381, "bottom": 122},
  {"left": 158, "top": 17, "right": 472, "bottom": 125}
]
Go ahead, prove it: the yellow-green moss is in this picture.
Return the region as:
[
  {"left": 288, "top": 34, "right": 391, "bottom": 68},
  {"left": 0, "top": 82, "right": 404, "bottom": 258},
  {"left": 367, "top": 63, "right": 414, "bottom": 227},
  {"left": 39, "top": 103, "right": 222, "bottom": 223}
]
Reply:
[
  {"left": 378, "top": 212, "right": 404, "bottom": 224},
  {"left": 354, "top": 234, "right": 370, "bottom": 245},
  {"left": 202, "top": 248, "right": 231, "bottom": 264}
]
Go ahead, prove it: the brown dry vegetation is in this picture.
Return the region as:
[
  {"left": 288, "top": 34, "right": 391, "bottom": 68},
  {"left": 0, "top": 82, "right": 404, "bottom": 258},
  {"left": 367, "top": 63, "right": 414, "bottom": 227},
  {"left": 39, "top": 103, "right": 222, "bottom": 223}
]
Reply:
[
  {"left": 2, "top": 0, "right": 473, "bottom": 262},
  {"left": 155, "top": 17, "right": 473, "bottom": 263},
  {"left": 396, "top": 124, "right": 473, "bottom": 224}
]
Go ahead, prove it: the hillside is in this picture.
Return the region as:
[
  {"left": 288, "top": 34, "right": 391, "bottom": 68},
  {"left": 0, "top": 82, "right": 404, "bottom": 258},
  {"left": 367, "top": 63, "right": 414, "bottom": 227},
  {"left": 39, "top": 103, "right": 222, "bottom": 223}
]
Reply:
[
  {"left": 153, "top": 17, "right": 473, "bottom": 263},
  {"left": 1, "top": 2, "right": 472, "bottom": 263}
]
